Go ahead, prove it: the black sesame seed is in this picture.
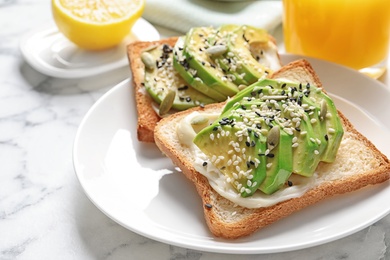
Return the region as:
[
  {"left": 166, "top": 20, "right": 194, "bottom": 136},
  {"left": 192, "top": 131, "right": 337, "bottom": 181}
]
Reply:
[
  {"left": 287, "top": 180, "right": 293, "bottom": 187},
  {"left": 245, "top": 141, "right": 251, "bottom": 147},
  {"left": 266, "top": 153, "right": 275, "bottom": 158},
  {"left": 246, "top": 161, "right": 251, "bottom": 168},
  {"left": 243, "top": 33, "right": 249, "bottom": 42},
  {"left": 251, "top": 140, "right": 256, "bottom": 147},
  {"left": 325, "top": 134, "right": 329, "bottom": 141},
  {"left": 178, "top": 85, "right": 189, "bottom": 91},
  {"left": 250, "top": 160, "right": 255, "bottom": 165},
  {"left": 281, "top": 83, "right": 287, "bottom": 88},
  {"left": 186, "top": 97, "right": 192, "bottom": 102},
  {"left": 295, "top": 127, "right": 301, "bottom": 132},
  {"left": 254, "top": 132, "right": 259, "bottom": 138},
  {"left": 205, "top": 203, "right": 213, "bottom": 209},
  {"left": 202, "top": 161, "right": 208, "bottom": 166}
]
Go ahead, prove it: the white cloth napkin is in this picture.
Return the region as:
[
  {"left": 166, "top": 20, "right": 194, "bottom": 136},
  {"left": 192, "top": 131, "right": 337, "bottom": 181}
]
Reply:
[{"left": 143, "top": 0, "right": 283, "bottom": 34}]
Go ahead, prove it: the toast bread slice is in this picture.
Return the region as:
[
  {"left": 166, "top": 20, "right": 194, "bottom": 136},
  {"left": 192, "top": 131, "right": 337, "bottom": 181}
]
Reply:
[
  {"left": 127, "top": 37, "right": 179, "bottom": 142},
  {"left": 127, "top": 34, "right": 281, "bottom": 143},
  {"left": 154, "top": 59, "right": 390, "bottom": 239}
]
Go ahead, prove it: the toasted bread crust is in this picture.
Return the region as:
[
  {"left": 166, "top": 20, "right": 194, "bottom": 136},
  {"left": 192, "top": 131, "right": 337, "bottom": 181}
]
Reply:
[
  {"left": 127, "top": 37, "right": 179, "bottom": 142},
  {"left": 154, "top": 59, "right": 390, "bottom": 239}
]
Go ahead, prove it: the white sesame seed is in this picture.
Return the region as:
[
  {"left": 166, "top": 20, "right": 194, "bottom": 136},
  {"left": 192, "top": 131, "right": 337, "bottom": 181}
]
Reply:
[
  {"left": 292, "top": 143, "right": 299, "bottom": 148},
  {"left": 314, "top": 150, "right": 320, "bottom": 155}
]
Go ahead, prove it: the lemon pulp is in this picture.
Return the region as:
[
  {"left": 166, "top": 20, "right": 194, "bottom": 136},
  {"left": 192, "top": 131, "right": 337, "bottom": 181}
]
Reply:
[{"left": 52, "top": 0, "right": 145, "bottom": 50}]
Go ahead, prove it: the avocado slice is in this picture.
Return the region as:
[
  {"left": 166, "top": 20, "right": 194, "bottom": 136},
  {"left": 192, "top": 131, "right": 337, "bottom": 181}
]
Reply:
[
  {"left": 194, "top": 102, "right": 267, "bottom": 197},
  {"left": 296, "top": 83, "right": 344, "bottom": 163},
  {"left": 182, "top": 26, "right": 239, "bottom": 97},
  {"left": 258, "top": 125, "right": 293, "bottom": 194},
  {"left": 218, "top": 25, "right": 272, "bottom": 84},
  {"left": 173, "top": 37, "right": 227, "bottom": 102},
  {"left": 142, "top": 43, "right": 216, "bottom": 112},
  {"left": 207, "top": 24, "right": 251, "bottom": 87}
]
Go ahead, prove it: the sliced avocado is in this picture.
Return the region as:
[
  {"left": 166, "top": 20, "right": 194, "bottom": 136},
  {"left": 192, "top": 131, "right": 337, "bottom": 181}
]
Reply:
[
  {"left": 297, "top": 83, "right": 344, "bottom": 162},
  {"left": 194, "top": 78, "right": 344, "bottom": 196},
  {"left": 194, "top": 102, "right": 267, "bottom": 197},
  {"left": 182, "top": 27, "right": 239, "bottom": 97},
  {"left": 173, "top": 37, "right": 227, "bottom": 102},
  {"left": 218, "top": 25, "right": 271, "bottom": 84},
  {"left": 258, "top": 125, "right": 293, "bottom": 194},
  {"left": 142, "top": 43, "right": 216, "bottom": 112},
  {"left": 207, "top": 24, "right": 251, "bottom": 87}
]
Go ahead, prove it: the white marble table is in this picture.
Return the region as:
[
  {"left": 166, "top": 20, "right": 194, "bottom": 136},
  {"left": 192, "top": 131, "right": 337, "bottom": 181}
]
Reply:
[{"left": 1, "top": 1, "right": 389, "bottom": 259}]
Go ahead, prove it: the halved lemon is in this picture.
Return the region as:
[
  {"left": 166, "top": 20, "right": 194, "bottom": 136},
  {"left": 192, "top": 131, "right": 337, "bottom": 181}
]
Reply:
[{"left": 52, "top": 0, "right": 145, "bottom": 51}]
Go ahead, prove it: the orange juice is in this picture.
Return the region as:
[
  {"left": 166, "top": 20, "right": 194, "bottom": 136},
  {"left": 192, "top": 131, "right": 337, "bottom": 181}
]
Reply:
[{"left": 283, "top": 0, "right": 390, "bottom": 70}]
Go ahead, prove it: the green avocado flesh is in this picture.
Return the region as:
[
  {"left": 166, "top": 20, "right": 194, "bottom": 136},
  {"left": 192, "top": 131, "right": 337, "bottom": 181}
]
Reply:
[
  {"left": 193, "top": 79, "right": 344, "bottom": 196},
  {"left": 143, "top": 44, "right": 216, "bottom": 111},
  {"left": 173, "top": 25, "right": 273, "bottom": 101}
]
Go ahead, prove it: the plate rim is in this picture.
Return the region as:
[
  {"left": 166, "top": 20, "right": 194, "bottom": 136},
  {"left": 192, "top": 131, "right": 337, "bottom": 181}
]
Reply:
[{"left": 19, "top": 18, "right": 160, "bottom": 78}]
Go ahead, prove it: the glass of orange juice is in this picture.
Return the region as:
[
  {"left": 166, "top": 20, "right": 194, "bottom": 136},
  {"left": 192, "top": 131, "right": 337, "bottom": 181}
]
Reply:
[{"left": 283, "top": 0, "right": 390, "bottom": 79}]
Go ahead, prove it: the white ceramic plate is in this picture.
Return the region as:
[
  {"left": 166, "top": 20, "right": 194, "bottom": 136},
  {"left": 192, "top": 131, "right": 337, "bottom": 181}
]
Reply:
[
  {"left": 73, "top": 54, "right": 390, "bottom": 254},
  {"left": 20, "top": 18, "right": 159, "bottom": 78}
]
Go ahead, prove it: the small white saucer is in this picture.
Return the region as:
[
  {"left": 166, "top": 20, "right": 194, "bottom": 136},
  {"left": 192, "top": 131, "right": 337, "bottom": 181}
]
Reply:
[{"left": 20, "top": 18, "right": 160, "bottom": 78}]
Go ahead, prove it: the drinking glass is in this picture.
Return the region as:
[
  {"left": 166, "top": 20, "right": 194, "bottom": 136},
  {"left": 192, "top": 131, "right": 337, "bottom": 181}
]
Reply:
[{"left": 283, "top": 0, "right": 390, "bottom": 79}]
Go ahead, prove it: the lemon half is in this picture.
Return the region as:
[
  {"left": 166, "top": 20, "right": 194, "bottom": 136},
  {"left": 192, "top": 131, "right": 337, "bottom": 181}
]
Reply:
[{"left": 52, "top": 0, "right": 145, "bottom": 51}]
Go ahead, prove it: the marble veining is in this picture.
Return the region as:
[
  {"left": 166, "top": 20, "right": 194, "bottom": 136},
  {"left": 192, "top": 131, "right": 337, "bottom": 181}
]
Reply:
[{"left": 0, "top": 0, "right": 389, "bottom": 259}]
